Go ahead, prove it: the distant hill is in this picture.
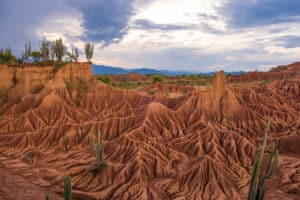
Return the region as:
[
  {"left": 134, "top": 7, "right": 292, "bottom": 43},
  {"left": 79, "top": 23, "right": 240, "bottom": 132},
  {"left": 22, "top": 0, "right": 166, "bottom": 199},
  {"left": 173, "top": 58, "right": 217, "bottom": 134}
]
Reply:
[{"left": 92, "top": 65, "right": 244, "bottom": 76}]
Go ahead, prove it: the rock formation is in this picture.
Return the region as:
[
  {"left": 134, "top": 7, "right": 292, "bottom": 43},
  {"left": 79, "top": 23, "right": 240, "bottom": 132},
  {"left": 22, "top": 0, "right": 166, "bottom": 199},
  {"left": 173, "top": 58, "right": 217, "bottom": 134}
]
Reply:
[{"left": 0, "top": 62, "right": 299, "bottom": 200}]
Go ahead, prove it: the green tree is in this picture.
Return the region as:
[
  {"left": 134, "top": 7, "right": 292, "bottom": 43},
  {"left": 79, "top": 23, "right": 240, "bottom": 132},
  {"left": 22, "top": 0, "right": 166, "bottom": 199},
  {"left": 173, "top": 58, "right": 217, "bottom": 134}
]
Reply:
[
  {"left": 22, "top": 42, "right": 32, "bottom": 60},
  {"left": 84, "top": 42, "right": 94, "bottom": 62},
  {"left": 31, "top": 50, "right": 41, "bottom": 62},
  {"left": 67, "top": 47, "right": 79, "bottom": 62},
  {"left": 40, "top": 40, "right": 50, "bottom": 61},
  {"left": 4, "top": 47, "right": 12, "bottom": 59},
  {"left": 49, "top": 41, "right": 56, "bottom": 61},
  {"left": 74, "top": 47, "right": 79, "bottom": 62},
  {"left": 0, "top": 47, "right": 17, "bottom": 64},
  {"left": 54, "top": 38, "right": 67, "bottom": 62}
]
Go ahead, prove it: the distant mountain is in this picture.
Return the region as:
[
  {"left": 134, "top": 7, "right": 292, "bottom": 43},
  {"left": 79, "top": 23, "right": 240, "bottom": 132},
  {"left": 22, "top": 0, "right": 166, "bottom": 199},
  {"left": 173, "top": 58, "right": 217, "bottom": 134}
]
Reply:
[{"left": 92, "top": 65, "right": 244, "bottom": 76}]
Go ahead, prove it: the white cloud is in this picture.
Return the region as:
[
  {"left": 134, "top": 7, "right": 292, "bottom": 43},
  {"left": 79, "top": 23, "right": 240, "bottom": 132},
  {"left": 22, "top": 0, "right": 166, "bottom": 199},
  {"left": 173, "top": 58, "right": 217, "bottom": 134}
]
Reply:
[
  {"left": 5, "top": 0, "right": 299, "bottom": 72},
  {"left": 91, "top": 0, "right": 300, "bottom": 72},
  {"left": 35, "top": 8, "right": 85, "bottom": 44}
]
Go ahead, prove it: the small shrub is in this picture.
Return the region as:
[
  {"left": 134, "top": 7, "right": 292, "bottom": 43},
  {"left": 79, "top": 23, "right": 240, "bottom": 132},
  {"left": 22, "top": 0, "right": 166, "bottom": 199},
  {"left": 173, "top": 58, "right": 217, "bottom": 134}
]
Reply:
[
  {"left": 198, "top": 80, "right": 206, "bottom": 86},
  {"left": 271, "top": 65, "right": 288, "bottom": 72},
  {"left": 65, "top": 81, "right": 75, "bottom": 90},
  {"left": 97, "top": 76, "right": 112, "bottom": 85},
  {"left": 148, "top": 90, "right": 155, "bottom": 95},
  {"left": 0, "top": 90, "right": 8, "bottom": 104},
  {"left": 25, "top": 152, "right": 35, "bottom": 165},
  {"left": 257, "top": 80, "right": 271, "bottom": 86},
  {"left": 120, "top": 77, "right": 128, "bottom": 84},
  {"left": 53, "top": 62, "right": 69, "bottom": 73},
  {"left": 153, "top": 75, "right": 164, "bottom": 83},
  {"left": 78, "top": 79, "right": 89, "bottom": 95},
  {"left": 31, "top": 85, "right": 44, "bottom": 94}
]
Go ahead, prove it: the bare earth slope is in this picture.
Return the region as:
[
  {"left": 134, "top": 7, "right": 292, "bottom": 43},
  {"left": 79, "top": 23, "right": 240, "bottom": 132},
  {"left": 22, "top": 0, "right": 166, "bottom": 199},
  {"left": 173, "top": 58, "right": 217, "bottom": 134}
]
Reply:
[{"left": 0, "top": 63, "right": 299, "bottom": 200}]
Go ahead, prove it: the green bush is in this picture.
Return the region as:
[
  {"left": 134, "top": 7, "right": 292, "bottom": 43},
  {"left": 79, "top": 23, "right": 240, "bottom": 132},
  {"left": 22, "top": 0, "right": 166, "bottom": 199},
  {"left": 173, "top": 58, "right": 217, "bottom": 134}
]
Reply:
[
  {"left": 0, "top": 47, "right": 17, "bottom": 64},
  {"left": 148, "top": 90, "right": 155, "bottom": 95},
  {"left": 198, "top": 80, "right": 206, "bottom": 86},
  {"left": 0, "top": 90, "right": 8, "bottom": 104},
  {"left": 271, "top": 65, "right": 288, "bottom": 72},
  {"left": 79, "top": 79, "right": 89, "bottom": 95},
  {"left": 153, "top": 75, "right": 164, "bottom": 83},
  {"left": 53, "top": 62, "right": 69, "bottom": 73},
  {"left": 31, "top": 85, "right": 44, "bottom": 94},
  {"left": 65, "top": 81, "right": 75, "bottom": 90},
  {"left": 97, "top": 76, "right": 112, "bottom": 85},
  {"left": 257, "top": 80, "right": 271, "bottom": 86},
  {"left": 25, "top": 152, "right": 35, "bottom": 165}
]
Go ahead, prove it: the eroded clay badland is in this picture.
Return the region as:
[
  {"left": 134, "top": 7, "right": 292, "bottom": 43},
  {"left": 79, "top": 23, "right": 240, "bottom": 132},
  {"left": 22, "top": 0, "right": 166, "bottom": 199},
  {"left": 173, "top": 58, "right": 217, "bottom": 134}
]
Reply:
[{"left": 0, "top": 62, "right": 299, "bottom": 200}]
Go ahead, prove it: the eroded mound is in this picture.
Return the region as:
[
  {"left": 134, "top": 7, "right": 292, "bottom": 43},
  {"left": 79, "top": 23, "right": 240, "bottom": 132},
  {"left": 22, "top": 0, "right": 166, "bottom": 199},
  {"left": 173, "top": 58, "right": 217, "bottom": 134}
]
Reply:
[
  {"left": 230, "top": 62, "right": 300, "bottom": 82},
  {"left": 0, "top": 63, "right": 299, "bottom": 200}
]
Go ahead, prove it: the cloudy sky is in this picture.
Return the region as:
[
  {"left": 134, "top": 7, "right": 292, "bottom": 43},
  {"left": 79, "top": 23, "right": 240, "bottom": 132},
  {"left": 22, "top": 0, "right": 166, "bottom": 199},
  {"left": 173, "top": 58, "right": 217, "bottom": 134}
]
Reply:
[{"left": 1, "top": 0, "right": 300, "bottom": 72}]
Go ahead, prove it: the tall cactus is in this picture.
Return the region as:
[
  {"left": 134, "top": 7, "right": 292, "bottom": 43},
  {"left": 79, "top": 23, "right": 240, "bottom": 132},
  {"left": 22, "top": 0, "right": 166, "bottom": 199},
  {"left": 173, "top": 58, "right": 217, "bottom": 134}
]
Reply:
[
  {"left": 64, "top": 176, "right": 72, "bottom": 200},
  {"left": 248, "top": 119, "right": 279, "bottom": 200},
  {"left": 90, "top": 130, "right": 106, "bottom": 173}
]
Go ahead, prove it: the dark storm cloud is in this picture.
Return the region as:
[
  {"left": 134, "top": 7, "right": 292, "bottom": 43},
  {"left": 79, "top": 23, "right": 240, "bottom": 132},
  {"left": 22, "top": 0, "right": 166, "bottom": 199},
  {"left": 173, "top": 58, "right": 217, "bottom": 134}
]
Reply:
[
  {"left": 0, "top": 0, "right": 67, "bottom": 54},
  {"left": 0, "top": 0, "right": 136, "bottom": 53},
  {"left": 69, "top": 0, "right": 136, "bottom": 45},
  {"left": 220, "top": 0, "right": 300, "bottom": 28}
]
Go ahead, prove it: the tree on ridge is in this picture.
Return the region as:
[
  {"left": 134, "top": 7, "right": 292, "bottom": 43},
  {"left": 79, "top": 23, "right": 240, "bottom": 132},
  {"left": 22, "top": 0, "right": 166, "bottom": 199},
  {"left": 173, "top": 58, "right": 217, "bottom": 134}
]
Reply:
[{"left": 84, "top": 42, "right": 94, "bottom": 62}]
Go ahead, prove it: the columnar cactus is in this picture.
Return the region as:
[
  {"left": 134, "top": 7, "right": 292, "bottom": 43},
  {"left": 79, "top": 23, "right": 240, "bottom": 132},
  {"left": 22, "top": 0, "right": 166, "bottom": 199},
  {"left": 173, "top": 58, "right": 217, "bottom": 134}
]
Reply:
[
  {"left": 248, "top": 119, "right": 279, "bottom": 200},
  {"left": 64, "top": 176, "right": 72, "bottom": 200},
  {"left": 90, "top": 130, "right": 106, "bottom": 173}
]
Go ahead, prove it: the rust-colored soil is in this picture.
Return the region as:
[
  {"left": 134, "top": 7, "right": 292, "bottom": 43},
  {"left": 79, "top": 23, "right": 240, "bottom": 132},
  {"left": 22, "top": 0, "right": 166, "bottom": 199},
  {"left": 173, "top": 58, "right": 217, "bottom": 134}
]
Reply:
[{"left": 0, "top": 63, "right": 299, "bottom": 200}]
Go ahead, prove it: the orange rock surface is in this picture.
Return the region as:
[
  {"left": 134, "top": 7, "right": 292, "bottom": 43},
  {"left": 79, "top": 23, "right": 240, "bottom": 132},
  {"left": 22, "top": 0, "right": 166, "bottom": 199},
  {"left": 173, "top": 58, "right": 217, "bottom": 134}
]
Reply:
[{"left": 0, "top": 62, "right": 299, "bottom": 200}]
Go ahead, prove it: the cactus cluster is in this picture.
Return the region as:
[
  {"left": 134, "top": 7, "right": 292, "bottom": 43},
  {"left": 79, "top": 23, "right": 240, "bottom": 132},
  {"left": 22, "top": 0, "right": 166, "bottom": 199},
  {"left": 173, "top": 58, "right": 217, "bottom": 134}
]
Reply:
[
  {"left": 247, "top": 119, "right": 279, "bottom": 200},
  {"left": 90, "top": 130, "right": 106, "bottom": 173}
]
